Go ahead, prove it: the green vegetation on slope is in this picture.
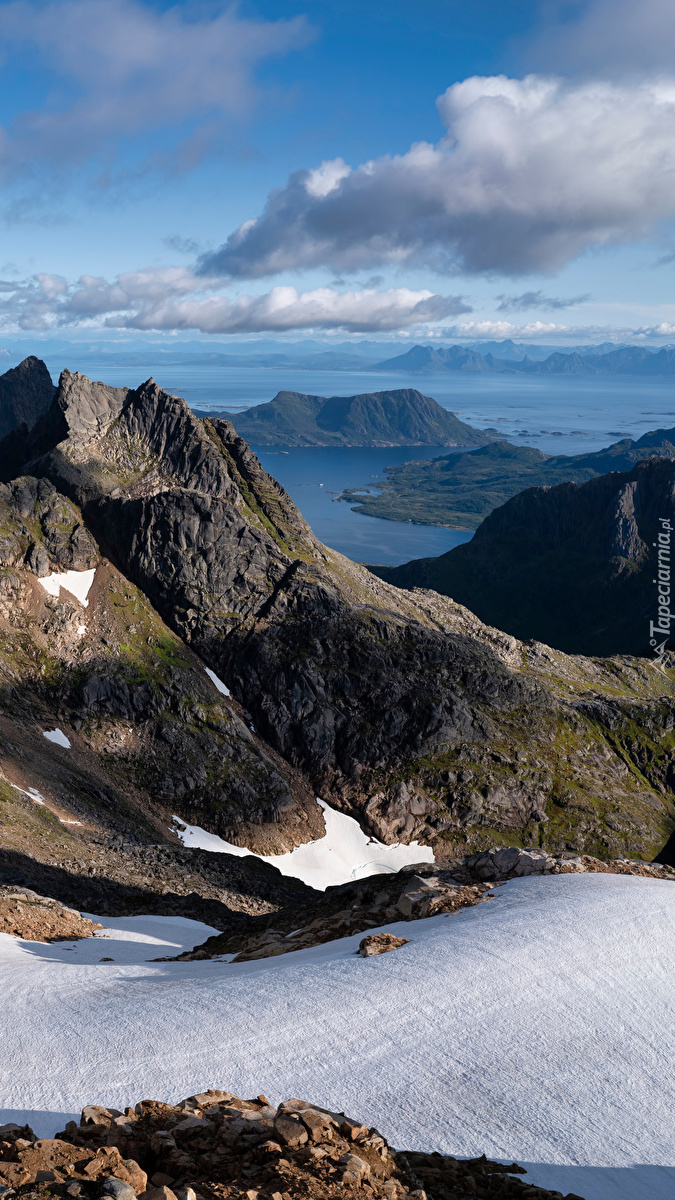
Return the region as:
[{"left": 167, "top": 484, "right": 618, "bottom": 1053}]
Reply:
[{"left": 342, "top": 427, "right": 675, "bottom": 529}]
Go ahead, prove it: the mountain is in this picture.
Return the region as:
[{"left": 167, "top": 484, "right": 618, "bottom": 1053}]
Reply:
[
  {"left": 0, "top": 366, "right": 674, "bottom": 874},
  {"left": 374, "top": 345, "right": 494, "bottom": 373},
  {"left": 342, "top": 425, "right": 675, "bottom": 529},
  {"left": 372, "top": 341, "right": 675, "bottom": 376},
  {"left": 370, "top": 457, "right": 675, "bottom": 657},
  {"left": 0, "top": 355, "right": 56, "bottom": 439},
  {"left": 229, "top": 387, "right": 494, "bottom": 447}
]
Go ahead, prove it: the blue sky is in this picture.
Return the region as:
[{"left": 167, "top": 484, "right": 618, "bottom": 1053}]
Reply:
[{"left": 1, "top": 0, "right": 675, "bottom": 343}]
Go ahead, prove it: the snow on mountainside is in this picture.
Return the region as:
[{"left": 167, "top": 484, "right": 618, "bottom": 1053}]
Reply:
[
  {"left": 2, "top": 873, "right": 675, "bottom": 1200},
  {"left": 172, "top": 798, "right": 434, "bottom": 889}
]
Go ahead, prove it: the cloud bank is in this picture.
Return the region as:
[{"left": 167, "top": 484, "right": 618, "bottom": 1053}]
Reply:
[
  {"left": 198, "top": 74, "right": 675, "bottom": 279},
  {"left": 0, "top": 270, "right": 470, "bottom": 333}
]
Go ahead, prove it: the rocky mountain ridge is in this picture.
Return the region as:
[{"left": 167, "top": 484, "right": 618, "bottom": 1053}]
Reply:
[
  {"left": 0, "top": 365, "right": 674, "bottom": 876},
  {"left": 0, "top": 356, "right": 55, "bottom": 440}
]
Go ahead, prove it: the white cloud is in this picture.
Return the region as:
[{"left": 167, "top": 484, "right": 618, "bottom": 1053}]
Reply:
[
  {"left": 0, "top": 0, "right": 310, "bottom": 177},
  {"left": 0, "top": 271, "right": 471, "bottom": 333},
  {"left": 199, "top": 74, "right": 675, "bottom": 279},
  {"left": 446, "top": 320, "right": 572, "bottom": 340},
  {"left": 113, "top": 286, "right": 472, "bottom": 334}
]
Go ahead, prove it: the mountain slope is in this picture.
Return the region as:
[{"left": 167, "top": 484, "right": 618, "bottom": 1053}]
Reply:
[
  {"left": 343, "top": 427, "right": 675, "bottom": 529},
  {"left": 3, "top": 368, "right": 675, "bottom": 864},
  {"left": 0, "top": 356, "right": 56, "bottom": 439},
  {"left": 230, "top": 387, "right": 493, "bottom": 447},
  {"left": 370, "top": 457, "right": 675, "bottom": 657},
  {"left": 0, "top": 469, "right": 323, "bottom": 921}
]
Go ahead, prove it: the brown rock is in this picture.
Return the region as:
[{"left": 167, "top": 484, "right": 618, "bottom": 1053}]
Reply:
[
  {"left": 340, "top": 1119, "right": 369, "bottom": 1142},
  {"left": 273, "top": 1115, "right": 308, "bottom": 1148},
  {"left": 357, "top": 933, "right": 410, "bottom": 958},
  {"left": 300, "top": 1110, "right": 335, "bottom": 1142}
]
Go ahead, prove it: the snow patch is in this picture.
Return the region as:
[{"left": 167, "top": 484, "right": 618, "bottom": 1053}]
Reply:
[
  {"left": 172, "top": 798, "right": 433, "bottom": 889},
  {"left": 204, "top": 666, "right": 230, "bottom": 697},
  {"left": 77, "top": 625, "right": 86, "bottom": 637},
  {"left": 3, "top": 876, "right": 675, "bottom": 1200},
  {"left": 42, "top": 729, "right": 71, "bottom": 749},
  {"left": 10, "top": 782, "right": 82, "bottom": 825},
  {"left": 38, "top": 568, "right": 96, "bottom": 607}
]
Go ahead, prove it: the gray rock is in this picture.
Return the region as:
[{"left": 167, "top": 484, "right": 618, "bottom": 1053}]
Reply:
[{"left": 100, "top": 1179, "right": 137, "bottom": 1200}]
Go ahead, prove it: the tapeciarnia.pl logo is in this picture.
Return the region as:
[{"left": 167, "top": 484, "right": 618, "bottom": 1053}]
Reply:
[{"left": 650, "top": 516, "right": 672, "bottom": 671}]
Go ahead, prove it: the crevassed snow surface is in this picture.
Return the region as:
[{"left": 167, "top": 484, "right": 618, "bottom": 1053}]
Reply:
[
  {"left": 38, "top": 568, "right": 96, "bottom": 607},
  {"left": 2, "top": 875, "right": 675, "bottom": 1200},
  {"left": 172, "top": 798, "right": 433, "bottom": 889},
  {"left": 204, "top": 666, "right": 231, "bottom": 697},
  {"left": 42, "top": 724, "right": 70, "bottom": 744}
]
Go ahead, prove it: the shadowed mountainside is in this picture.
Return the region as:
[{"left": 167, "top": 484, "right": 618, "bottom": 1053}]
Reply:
[
  {"left": 0, "top": 356, "right": 56, "bottom": 440},
  {"left": 370, "top": 458, "right": 675, "bottom": 657}
]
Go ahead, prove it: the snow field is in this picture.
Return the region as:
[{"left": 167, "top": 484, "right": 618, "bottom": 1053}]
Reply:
[
  {"left": 172, "top": 798, "right": 434, "bottom": 889},
  {"left": 38, "top": 568, "right": 96, "bottom": 607},
  {"left": 2, "top": 874, "right": 675, "bottom": 1199}
]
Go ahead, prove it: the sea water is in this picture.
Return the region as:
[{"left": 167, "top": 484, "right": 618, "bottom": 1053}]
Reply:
[{"left": 37, "top": 355, "right": 675, "bottom": 563}]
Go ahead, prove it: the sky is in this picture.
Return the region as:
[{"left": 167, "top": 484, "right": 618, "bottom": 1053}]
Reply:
[{"left": 1, "top": 0, "right": 675, "bottom": 344}]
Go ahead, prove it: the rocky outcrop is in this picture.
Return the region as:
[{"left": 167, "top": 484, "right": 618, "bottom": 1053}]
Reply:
[
  {"left": 0, "top": 886, "right": 102, "bottom": 941},
  {"left": 2, "top": 368, "right": 675, "bottom": 865},
  {"left": 169, "top": 850, "right": 675, "bottom": 964},
  {"left": 0, "top": 356, "right": 55, "bottom": 441},
  {"left": 371, "top": 458, "right": 675, "bottom": 656},
  {"left": 0, "top": 1089, "right": 585, "bottom": 1200}
]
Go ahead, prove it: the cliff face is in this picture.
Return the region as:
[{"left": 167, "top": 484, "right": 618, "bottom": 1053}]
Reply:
[
  {"left": 3, "top": 368, "right": 675, "bottom": 865},
  {"left": 372, "top": 459, "right": 675, "bottom": 658},
  {"left": 0, "top": 356, "right": 56, "bottom": 440}
]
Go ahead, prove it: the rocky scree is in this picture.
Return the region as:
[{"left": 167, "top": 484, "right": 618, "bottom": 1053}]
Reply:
[
  {"left": 2, "top": 366, "right": 675, "bottom": 862},
  {"left": 0, "top": 1090, "right": 586, "bottom": 1200},
  {"left": 0, "top": 885, "right": 102, "bottom": 940}
]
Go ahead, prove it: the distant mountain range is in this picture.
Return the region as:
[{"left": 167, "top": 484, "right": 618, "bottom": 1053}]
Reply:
[
  {"left": 221, "top": 388, "right": 494, "bottom": 448},
  {"left": 375, "top": 343, "right": 675, "bottom": 376},
  {"left": 370, "top": 456, "right": 675, "bottom": 657},
  {"left": 341, "top": 425, "right": 675, "bottom": 529}
]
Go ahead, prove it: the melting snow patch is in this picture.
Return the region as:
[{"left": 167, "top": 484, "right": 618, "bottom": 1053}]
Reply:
[
  {"left": 77, "top": 625, "right": 86, "bottom": 636},
  {"left": 10, "top": 782, "right": 82, "bottom": 825},
  {"left": 42, "top": 729, "right": 71, "bottom": 749},
  {"left": 11, "top": 784, "right": 46, "bottom": 805},
  {"left": 38, "top": 568, "right": 96, "bottom": 607},
  {"left": 204, "top": 667, "right": 231, "bottom": 697},
  {"left": 172, "top": 798, "right": 433, "bottom": 889}
]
